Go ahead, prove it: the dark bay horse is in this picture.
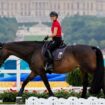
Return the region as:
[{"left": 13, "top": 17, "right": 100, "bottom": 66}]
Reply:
[{"left": 0, "top": 41, "right": 104, "bottom": 98}]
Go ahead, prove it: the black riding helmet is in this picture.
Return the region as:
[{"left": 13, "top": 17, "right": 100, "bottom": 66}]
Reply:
[{"left": 50, "top": 11, "right": 58, "bottom": 18}]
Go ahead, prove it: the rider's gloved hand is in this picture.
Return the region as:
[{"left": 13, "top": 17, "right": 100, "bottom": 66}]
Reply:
[{"left": 44, "top": 36, "right": 49, "bottom": 40}]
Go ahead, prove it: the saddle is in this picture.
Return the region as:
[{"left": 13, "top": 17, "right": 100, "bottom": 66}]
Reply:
[{"left": 42, "top": 41, "right": 67, "bottom": 60}]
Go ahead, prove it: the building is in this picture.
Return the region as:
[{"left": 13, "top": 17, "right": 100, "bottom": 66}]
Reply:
[
  {"left": 0, "top": 0, "right": 105, "bottom": 22},
  {"left": 15, "top": 22, "right": 50, "bottom": 41}
]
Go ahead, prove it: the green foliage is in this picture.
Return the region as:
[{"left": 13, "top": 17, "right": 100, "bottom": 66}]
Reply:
[
  {"left": 22, "top": 92, "right": 48, "bottom": 102},
  {"left": 66, "top": 68, "right": 82, "bottom": 86},
  {"left": 54, "top": 89, "right": 80, "bottom": 99},
  {"left": 66, "top": 68, "right": 93, "bottom": 86},
  {"left": 0, "top": 90, "right": 104, "bottom": 103},
  {"left": 0, "top": 92, "right": 17, "bottom": 102},
  {"left": 62, "top": 15, "right": 105, "bottom": 49},
  {"left": 18, "top": 22, "right": 38, "bottom": 27},
  {"left": 0, "top": 17, "right": 18, "bottom": 42},
  {"left": 24, "top": 35, "right": 45, "bottom": 41},
  {"left": 43, "top": 22, "right": 51, "bottom": 26}
]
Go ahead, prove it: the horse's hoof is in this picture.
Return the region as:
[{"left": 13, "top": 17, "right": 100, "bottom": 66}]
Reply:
[
  {"left": 16, "top": 96, "right": 23, "bottom": 104},
  {"left": 81, "top": 95, "right": 86, "bottom": 98},
  {"left": 89, "top": 88, "right": 92, "bottom": 94},
  {"left": 49, "top": 93, "right": 54, "bottom": 97},
  {"left": 89, "top": 88, "right": 100, "bottom": 95}
]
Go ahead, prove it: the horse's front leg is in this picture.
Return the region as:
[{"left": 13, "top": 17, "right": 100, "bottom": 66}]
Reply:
[
  {"left": 38, "top": 67, "right": 54, "bottom": 96},
  {"left": 18, "top": 71, "right": 36, "bottom": 96}
]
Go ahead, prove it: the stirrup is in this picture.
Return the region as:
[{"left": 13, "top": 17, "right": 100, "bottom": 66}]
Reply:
[
  {"left": 45, "top": 63, "right": 53, "bottom": 73},
  {"left": 47, "top": 50, "right": 53, "bottom": 60}
]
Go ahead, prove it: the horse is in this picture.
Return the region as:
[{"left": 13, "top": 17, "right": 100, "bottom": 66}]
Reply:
[{"left": 0, "top": 41, "right": 104, "bottom": 98}]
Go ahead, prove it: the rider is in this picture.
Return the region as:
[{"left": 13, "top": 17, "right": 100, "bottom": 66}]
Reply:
[{"left": 44, "top": 11, "right": 62, "bottom": 72}]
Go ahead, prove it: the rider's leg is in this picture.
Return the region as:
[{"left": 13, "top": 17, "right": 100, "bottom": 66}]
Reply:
[
  {"left": 45, "top": 49, "right": 53, "bottom": 60},
  {"left": 45, "top": 41, "right": 57, "bottom": 72},
  {"left": 45, "top": 38, "right": 62, "bottom": 72}
]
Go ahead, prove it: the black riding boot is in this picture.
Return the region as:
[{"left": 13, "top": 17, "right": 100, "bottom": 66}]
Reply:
[{"left": 45, "top": 50, "right": 53, "bottom": 73}]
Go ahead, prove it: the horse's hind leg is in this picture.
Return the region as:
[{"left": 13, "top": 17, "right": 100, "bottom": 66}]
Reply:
[
  {"left": 81, "top": 71, "right": 88, "bottom": 98},
  {"left": 103, "top": 68, "right": 105, "bottom": 94},
  {"left": 38, "top": 67, "right": 54, "bottom": 96},
  {"left": 18, "top": 71, "right": 36, "bottom": 96}
]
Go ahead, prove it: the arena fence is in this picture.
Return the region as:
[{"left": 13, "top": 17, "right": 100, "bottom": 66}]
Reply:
[
  {"left": 0, "top": 56, "right": 30, "bottom": 91},
  {"left": 0, "top": 56, "right": 69, "bottom": 91},
  {"left": 0, "top": 55, "right": 105, "bottom": 91},
  {"left": 26, "top": 97, "right": 105, "bottom": 105}
]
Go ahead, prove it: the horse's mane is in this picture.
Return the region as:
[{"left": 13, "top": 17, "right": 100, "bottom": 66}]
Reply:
[
  {"left": 5, "top": 41, "right": 44, "bottom": 48},
  {"left": 8, "top": 41, "right": 44, "bottom": 45},
  {"left": 4, "top": 41, "right": 44, "bottom": 56}
]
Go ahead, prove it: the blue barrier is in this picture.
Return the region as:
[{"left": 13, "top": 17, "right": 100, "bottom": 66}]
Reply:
[
  {"left": 1, "top": 58, "right": 105, "bottom": 82},
  {"left": 0, "top": 59, "right": 67, "bottom": 81}
]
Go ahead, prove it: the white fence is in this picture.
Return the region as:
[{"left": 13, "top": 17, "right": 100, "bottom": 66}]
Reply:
[
  {"left": 0, "top": 56, "right": 81, "bottom": 92},
  {"left": 0, "top": 56, "right": 31, "bottom": 91},
  {"left": 0, "top": 55, "right": 105, "bottom": 91},
  {"left": 26, "top": 97, "right": 105, "bottom": 105}
]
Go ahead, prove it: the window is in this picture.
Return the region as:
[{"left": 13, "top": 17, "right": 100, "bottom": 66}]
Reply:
[
  {"left": 15, "top": 3, "right": 17, "bottom": 10},
  {"left": 91, "top": 3, "right": 93, "bottom": 10},
  {"left": 39, "top": 2, "right": 41, "bottom": 9},
  {"left": 77, "top": 2, "right": 79, "bottom": 10},
  {"left": 67, "top": 3, "right": 69, "bottom": 10},
  {"left": 83, "top": 2, "right": 85, "bottom": 9},
  {"left": 58, "top": 3, "right": 60, "bottom": 9},
  {"left": 71, "top": 3, "right": 73, "bottom": 10},
  {"left": 87, "top": 2, "right": 89, "bottom": 10},
  {"left": 83, "top": 11, "right": 85, "bottom": 15}
]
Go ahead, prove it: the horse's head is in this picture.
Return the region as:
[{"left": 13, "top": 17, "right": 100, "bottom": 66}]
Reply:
[{"left": 0, "top": 43, "right": 9, "bottom": 67}]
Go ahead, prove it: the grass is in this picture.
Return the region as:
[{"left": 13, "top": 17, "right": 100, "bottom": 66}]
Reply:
[
  {"left": 0, "top": 102, "right": 15, "bottom": 104},
  {"left": 0, "top": 89, "right": 104, "bottom": 103}
]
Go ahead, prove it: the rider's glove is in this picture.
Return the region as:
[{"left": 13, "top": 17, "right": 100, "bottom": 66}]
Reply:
[{"left": 44, "top": 36, "right": 49, "bottom": 40}]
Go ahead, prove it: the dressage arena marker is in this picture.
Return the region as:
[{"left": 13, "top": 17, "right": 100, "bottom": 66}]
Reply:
[{"left": 26, "top": 96, "right": 105, "bottom": 105}]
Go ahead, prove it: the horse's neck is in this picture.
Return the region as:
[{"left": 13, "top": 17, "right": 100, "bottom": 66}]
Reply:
[
  {"left": 8, "top": 48, "right": 29, "bottom": 62},
  {"left": 5, "top": 41, "right": 43, "bottom": 62}
]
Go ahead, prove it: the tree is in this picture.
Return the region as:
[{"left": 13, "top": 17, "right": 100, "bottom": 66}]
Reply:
[
  {"left": 100, "top": 40, "right": 105, "bottom": 49},
  {"left": 89, "top": 39, "right": 98, "bottom": 46},
  {"left": 62, "top": 15, "right": 105, "bottom": 49},
  {"left": 0, "top": 17, "right": 18, "bottom": 42}
]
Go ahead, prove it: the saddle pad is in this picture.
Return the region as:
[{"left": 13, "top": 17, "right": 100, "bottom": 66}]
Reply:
[
  {"left": 52, "top": 47, "right": 67, "bottom": 60},
  {"left": 42, "top": 41, "right": 67, "bottom": 61}
]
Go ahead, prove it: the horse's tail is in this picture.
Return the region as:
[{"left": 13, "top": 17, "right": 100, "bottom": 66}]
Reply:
[
  {"left": 104, "top": 67, "right": 105, "bottom": 94},
  {"left": 0, "top": 43, "right": 3, "bottom": 48},
  {"left": 90, "top": 47, "right": 104, "bottom": 94}
]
